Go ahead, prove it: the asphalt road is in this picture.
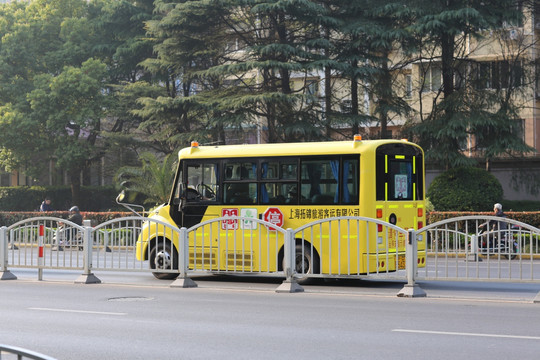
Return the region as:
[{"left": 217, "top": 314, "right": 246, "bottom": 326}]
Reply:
[{"left": 1, "top": 270, "right": 540, "bottom": 360}]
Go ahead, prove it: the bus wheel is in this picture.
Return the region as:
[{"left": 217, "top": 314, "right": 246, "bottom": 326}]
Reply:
[
  {"left": 149, "top": 241, "right": 179, "bottom": 280},
  {"left": 293, "top": 244, "right": 319, "bottom": 285}
]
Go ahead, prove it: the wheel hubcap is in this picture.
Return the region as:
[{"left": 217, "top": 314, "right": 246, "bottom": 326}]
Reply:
[
  {"left": 155, "top": 250, "right": 172, "bottom": 270},
  {"left": 295, "top": 254, "right": 310, "bottom": 273}
]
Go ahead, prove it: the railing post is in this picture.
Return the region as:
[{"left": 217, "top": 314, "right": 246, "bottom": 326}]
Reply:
[
  {"left": 466, "top": 234, "right": 481, "bottom": 262},
  {"left": 398, "top": 229, "right": 426, "bottom": 297},
  {"left": 171, "top": 227, "right": 198, "bottom": 288},
  {"left": 38, "top": 224, "right": 44, "bottom": 281},
  {"left": 75, "top": 220, "right": 101, "bottom": 284},
  {"left": 0, "top": 226, "right": 16, "bottom": 280},
  {"left": 276, "top": 228, "right": 304, "bottom": 293}
]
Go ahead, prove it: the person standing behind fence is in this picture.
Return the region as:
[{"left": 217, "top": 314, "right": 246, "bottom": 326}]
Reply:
[{"left": 39, "top": 197, "right": 53, "bottom": 212}]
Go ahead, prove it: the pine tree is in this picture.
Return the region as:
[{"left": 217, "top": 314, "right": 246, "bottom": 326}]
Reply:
[{"left": 407, "top": 0, "right": 534, "bottom": 168}]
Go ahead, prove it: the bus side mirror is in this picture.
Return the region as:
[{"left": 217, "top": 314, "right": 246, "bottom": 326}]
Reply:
[
  {"left": 116, "top": 190, "right": 126, "bottom": 203},
  {"left": 115, "top": 190, "right": 145, "bottom": 217}
]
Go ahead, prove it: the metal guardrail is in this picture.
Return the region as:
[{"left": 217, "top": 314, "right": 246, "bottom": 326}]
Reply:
[
  {"left": 0, "top": 344, "right": 56, "bottom": 360},
  {"left": 1, "top": 215, "right": 540, "bottom": 300},
  {"left": 418, "top": 216, "right": 540, "bottom": 283},
  {"left": 0, "top": 215, "right": 415, "bottom": 291}
]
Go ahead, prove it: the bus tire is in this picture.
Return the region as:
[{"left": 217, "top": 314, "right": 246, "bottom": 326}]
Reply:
[
  {"left": 149, "top": 240, "right": 179, "bottom": 280},
  {"left": 293, "top": 244, "right": 320, "bottom": 285}
]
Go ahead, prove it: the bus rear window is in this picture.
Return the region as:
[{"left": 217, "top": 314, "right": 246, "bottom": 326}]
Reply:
[
  {"left": 389, "top": 160, "right": 413, "bottom": 200},
  {"left": 376, "top": 144, "right": 423, "bottom": 201}
]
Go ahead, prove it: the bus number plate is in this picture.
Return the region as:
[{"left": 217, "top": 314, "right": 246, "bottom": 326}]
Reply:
[{"left": 398, "top": 255, "right": 406, "bottom": 270}]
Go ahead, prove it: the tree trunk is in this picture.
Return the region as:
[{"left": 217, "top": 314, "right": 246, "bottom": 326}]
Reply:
[
  {"left": 69, "top": 169, "right": 81, "bottom": 209},
  {"left": 325, "top": 65, "right": 332, "bottom": 138},
  {"left": 376, "top": 56, "right": 391, "bottom": 139},
  {"left": 351, "top": 61, "right": 359, "bottom": 136},
  {"left": 441, "top": 31, "right": 455, "bottom": 99}
]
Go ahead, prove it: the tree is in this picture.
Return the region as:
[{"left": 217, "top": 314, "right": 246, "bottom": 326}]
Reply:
[
  {"left": 0, "top": 0, "right": 157, "bottom": 202},
  {"left": 95, "top": 0, "right": 163, "bottom": 156},
  {"left": 27, "top": 59, "right": 109, "bottom": 206},
  {"left": 142, "top": 0, "right": 348, "bottom": 146},
  {"left": 407, "top": 0, "right": 535, "bottom": 168},
  {"left": 0, "top": 0, "right": 91, "bottom": 181},
  {"left": 116, "top": 152, "right": 176, "bottom": 206},
  {"left": 348, "top": 1, "right": 416, "bottom": 139}
]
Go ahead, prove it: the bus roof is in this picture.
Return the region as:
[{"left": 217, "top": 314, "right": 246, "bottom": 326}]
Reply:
[{"left": 179, "top": 139, "right": 421, "bottom": 159}]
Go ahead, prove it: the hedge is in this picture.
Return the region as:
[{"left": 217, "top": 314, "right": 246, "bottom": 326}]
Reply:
[
  {"left": 428, "top": 211, "right": 540, "bottom": 229},
  {"left": 0, "top": 186, "right": 123, "bottom": 212},
  {"left": 0, "top": 211, "right": 131, "bottom": 227},
  {"left": 427, "top": 167, "right": 503, "bottom": 211}
]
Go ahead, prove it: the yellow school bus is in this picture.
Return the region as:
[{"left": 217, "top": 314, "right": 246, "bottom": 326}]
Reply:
[{"left": 136, "top": 137, "right": 426, "bottom": 279}]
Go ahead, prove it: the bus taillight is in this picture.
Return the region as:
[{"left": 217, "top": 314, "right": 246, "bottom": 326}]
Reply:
[
  {"left": 417, "top": 208, "right": 423, "bottom": 217},
  {"left": 417, "top": 221, "right": 423, "bottom": 230},
  {"left": 376, "top": 209, "right": 382, "bottom": 218}
]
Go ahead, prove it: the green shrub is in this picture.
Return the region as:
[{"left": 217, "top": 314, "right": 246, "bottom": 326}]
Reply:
[
  {"left": 427, "top": 211, "right": 540, "bottom": 229},
  {"left": 501, "top": 200, "right": 540, "bottom": 212},
  {"left": 0, "top": 211, "right": 131, "bottom": 227},
  {"left": 427, "top": 167, "right": 503, "bottom": 211},
  {"left": 0, "top": 186, "right": 123, "bottom": 212}
]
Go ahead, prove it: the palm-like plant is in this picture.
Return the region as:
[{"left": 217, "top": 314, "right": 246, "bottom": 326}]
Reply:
[{"left": 116, "top": 152, "right": 177, "bottom": 206}]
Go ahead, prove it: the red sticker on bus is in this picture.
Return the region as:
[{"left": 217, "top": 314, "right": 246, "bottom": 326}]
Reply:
[
  {"left": 221, "top": 208, "right": 238, "bottom": 230},
  {"left": 263, "top": 207, "right": 284, "bottom": 228}
]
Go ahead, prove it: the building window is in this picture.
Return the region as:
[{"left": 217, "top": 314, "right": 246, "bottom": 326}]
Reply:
[
  {"left": 405, "top": 74, "right": 412, "bottom": 98},
  {"left": 305, "top": 80, "right": 319, "bottom": 104},
  {"left": 306, "top": 80, "right": 319, "bottom": 96},
  {"left": 513, "top": 119, "right": 525, "bottom": 142},
  {"left": 0, "top": 171, "right": 10, "bottom": 186},
  {"left": 340, "top": 99, "right": 352, "bottom": 113},
  {"left": 536, "top": 62, "right": 540, "bottom": 98},
  {"left": 475, "top": 61, "right": 522, "bottom": 90},
  {"left": 421, "top": 66, "right": 442, "bottom": 92}
]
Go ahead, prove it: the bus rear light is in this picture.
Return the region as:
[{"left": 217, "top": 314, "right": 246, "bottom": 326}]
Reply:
[
  {"left": 376, "top": 209, "right": 383, "bottom": 218},
  {"left": 417, "top": 208, "right": 423, "bottom": 217},
  {"left": 354, "top": 134, "right": 362, "bottom": 141},
  {"left": 191, "top": 141, "right": 199, "bottom": 147},
  {"left": 417, "top": 221, "right": 423, "bottom": 229},
  {"left": 377, "top": 224, "right": 383, "bottom": 232}
]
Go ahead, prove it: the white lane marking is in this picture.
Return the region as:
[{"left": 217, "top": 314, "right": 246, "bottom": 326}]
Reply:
[
  {"left": 29, "top": 307, "right": 127, "bottom": 316},
  {"left": 393, "top": 329, "right": 540, "bottom": 340}
]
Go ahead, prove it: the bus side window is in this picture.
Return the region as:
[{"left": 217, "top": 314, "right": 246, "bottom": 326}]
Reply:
[
  {"left": 342, "top": 159, "right": 359, "bottom": 204},
  {"left": 185, "top": 163, "right": 219, "bottom": 202},
  {"left": 224, "top": 164, "right": 256, "bottom": 204},
  {"left": 260, "top": 160, "right": 298, "bottom": 205},
  {"left": 301, "top": 160, "right": 338, "bottom": 205}
]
